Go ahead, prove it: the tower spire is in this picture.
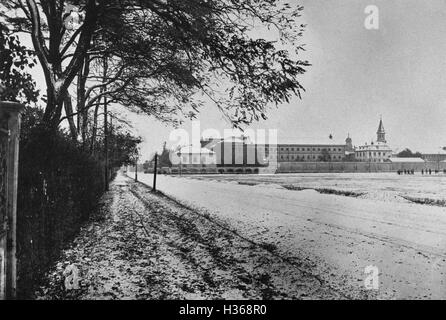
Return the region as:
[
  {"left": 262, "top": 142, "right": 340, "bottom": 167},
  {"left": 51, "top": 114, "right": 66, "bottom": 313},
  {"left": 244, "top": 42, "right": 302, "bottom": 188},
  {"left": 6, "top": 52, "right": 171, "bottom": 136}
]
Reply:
[{"left": 377, "top": 117, "right": 386, "bottom": 143}]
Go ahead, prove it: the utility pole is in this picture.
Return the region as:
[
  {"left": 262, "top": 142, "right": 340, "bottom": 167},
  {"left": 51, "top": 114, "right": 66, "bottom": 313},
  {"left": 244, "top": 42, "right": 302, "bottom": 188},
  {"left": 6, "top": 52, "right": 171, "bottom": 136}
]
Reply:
[
  {"left": 153, "top": 153, "right": 158, "bottom": 191},
  {"left": 110, "top": 116, "right": 114, "bottom": 174},
  {"left": 104, "top": 95, "right": 109, "bottom": 190},
  {"left": 135, "top": 155, "right": 138, "bottom": 182},
  {"left": 103, "top": 56, "right": 109, "bottom": 191}
]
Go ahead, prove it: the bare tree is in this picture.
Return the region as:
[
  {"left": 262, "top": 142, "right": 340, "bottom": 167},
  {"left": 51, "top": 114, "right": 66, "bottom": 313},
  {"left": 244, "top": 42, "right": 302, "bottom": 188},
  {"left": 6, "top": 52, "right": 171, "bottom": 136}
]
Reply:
[{"left": 1, "top": 0, "right": 309, "bottom": 136}]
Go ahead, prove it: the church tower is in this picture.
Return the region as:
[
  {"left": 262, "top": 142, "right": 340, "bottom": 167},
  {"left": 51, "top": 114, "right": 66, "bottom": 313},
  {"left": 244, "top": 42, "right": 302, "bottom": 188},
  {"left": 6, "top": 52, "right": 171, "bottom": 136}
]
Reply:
[
  {"left": 376, "top": 117, "right": 386, "bottom": 143},
  {"left": 345, "top": 133, "right": 353, "bottom": 151}
]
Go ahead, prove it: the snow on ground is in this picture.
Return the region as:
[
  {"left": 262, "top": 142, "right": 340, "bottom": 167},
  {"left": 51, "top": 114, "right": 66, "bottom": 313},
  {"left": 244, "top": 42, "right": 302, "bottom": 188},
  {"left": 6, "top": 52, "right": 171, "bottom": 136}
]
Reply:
[
  {"left": 36, "top": 174, "right": 342, "bottom": 300},
  {"left": 133, "top": 172, "right": 446, "bottom": 299},
  {"left": 187, "top": 172, "right": 446, "bottom": 203}
]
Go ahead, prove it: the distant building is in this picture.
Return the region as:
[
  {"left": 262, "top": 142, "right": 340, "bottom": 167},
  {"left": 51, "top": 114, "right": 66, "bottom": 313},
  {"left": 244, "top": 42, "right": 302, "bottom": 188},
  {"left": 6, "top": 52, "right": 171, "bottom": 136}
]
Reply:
[
  {"left": 201, "top": 134, "right": 353, "bottom": 165},
  {"left": 275, "top": 137, "right": 349, "bottom": 162},
  {"left": 355, "top": 118, "right": 392, "bottom": 163},
  {"left": 201, "top": 136, "right": 268, "bottom": 167},
  {"left": 421, "top": 148, "right": 446, "bottom": 162},
  {"left": 177, "top": 145, "right": 216, "bottom": 167}
]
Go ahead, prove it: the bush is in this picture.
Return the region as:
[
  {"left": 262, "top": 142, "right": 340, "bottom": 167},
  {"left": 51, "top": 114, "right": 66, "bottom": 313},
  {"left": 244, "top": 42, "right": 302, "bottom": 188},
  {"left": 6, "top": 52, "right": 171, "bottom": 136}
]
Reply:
[{"left": 16, "top": 125, "right": 107, "bottom": 298}]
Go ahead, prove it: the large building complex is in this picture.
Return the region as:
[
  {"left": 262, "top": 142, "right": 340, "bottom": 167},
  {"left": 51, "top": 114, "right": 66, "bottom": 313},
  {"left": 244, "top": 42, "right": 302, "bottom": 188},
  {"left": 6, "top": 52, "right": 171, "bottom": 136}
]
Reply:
[
  {"left": 175, "top": 117, "right": 398, "bottom": 172},
  {"left": 166, "top": 117, "right": 446, "bottom": 174},
  {"left": 198, "top": 135, "right": 354, "bottom": 166}
]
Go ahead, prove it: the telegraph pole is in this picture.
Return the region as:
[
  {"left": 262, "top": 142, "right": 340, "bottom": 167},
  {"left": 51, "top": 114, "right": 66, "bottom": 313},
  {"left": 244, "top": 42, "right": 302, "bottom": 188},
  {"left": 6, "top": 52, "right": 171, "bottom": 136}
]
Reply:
[
  {"left": 104, "top": 95, "right": 109, "bottom": 190},
  {"left": 135, "top": 155, "right": 138, "bottom": 182},
  {"left": 103, "top": 56, "right": 109, "bottom": 191},
  {"left": 153, "top": 153, "right": 158, "bottom": 191}
]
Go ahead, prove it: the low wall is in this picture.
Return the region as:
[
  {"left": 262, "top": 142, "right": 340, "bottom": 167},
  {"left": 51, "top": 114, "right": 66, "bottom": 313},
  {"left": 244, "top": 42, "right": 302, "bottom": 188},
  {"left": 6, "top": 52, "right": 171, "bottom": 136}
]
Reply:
[
  {"left": 277, "top": 161, "right": 446, "bottom": 173},
  {"left": 141, "top": 162, "right": 446, "bottom": 175},
  {"left": 171, "top": 167, "right": 218, "bottom": 174}
]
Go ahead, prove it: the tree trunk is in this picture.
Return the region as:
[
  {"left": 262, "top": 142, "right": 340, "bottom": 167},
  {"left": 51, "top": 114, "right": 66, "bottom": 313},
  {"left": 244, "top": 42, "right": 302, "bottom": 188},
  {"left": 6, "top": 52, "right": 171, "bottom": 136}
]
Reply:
[
  {"left": 26, "top": 0, "right": 99, "bottom": 131},
  {"left": 90, "top": 102, "right": 101, "bottom": 155},
  {"left": 63, "top": 93, "right": 78, "bottom": 140},
  {"left": 77, "top": 55, "right": 90, "bottom": 145}
]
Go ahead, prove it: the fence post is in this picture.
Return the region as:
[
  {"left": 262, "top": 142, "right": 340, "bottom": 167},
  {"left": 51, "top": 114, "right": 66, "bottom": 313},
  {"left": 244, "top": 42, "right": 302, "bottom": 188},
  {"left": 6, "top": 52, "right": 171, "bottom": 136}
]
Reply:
[{"left": 0, "top": 102, "right": 24, "bottom": 300}]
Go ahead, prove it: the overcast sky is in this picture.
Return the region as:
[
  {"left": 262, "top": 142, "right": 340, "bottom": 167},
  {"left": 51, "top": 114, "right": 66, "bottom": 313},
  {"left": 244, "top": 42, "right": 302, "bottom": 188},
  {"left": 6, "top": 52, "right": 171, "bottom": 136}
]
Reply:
[{"left": 26, "top": 1, "right": 446, "bottom": 160}]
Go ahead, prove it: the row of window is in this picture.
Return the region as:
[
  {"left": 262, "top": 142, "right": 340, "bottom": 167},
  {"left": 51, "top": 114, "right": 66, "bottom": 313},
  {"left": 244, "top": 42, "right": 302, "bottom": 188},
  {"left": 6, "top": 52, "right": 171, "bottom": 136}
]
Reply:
[
  {"left": 279, "top": 147, "right": 344, "bottom": 152},
  {"left": 357, "top": 145, "right": 385, "bottom": 150},
  {"left": 358, "top": 159, "right": 387, "bottom": 163},
  {"left": 357, "top": 151, "right": 390, "bottom": 157},
  {"left": 280, "top": 155, "right": 344, "bottom": 161}
]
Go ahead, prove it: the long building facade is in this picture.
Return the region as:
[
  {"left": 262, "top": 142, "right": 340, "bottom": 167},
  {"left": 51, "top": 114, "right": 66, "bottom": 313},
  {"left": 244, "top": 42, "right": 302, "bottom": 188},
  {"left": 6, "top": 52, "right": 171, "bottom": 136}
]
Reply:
[
  {"left": 197, "top": 135, "right": 354, "bottom": 167},
  {"left": 276, "top": 138, "right": 352, "bottom": 163}
]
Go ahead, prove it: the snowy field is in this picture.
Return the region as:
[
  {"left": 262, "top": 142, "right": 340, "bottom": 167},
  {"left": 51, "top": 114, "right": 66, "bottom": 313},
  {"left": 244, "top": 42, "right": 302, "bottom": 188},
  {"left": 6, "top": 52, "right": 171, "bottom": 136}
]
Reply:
[
  {"left": 185, "top": 172, "right": 446, "bottom": 204},
  {"left": 131, "top": 171, "right": 446, "bottom": 299}
]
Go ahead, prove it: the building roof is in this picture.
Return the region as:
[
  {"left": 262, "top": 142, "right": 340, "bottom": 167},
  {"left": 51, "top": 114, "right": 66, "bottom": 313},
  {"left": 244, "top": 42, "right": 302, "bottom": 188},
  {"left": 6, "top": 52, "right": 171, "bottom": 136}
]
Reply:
[
  {"left": 203, "top": 135, "right": 349, "bottom": 146},
  {"left": 420, "top": 148, "right": 446, "bottom": 155},
  {"left": 276, "top": 136, "right": 347, "bottom": 146},
  {"left": 202, "top": 136, "right": 248, "bottom": 149},
  {"left": 389, "top": 157, "right": 425, "bottom": 163}
]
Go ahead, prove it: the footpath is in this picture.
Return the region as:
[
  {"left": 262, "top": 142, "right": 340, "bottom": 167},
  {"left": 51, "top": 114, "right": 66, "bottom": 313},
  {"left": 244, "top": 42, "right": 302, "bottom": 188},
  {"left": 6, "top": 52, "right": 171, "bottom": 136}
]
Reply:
[{"left": 35, "top": 173, "right": 343, "bottom": 300}]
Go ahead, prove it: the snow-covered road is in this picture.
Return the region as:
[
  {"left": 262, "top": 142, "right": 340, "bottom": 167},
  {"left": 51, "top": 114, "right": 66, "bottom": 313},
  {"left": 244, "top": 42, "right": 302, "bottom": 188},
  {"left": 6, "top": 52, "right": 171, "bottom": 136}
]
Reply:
[
  {"left": 131, "top": 172, "right": 446, "bottom": 299},
  {"left": 38, "top": 174, "right": 342, "bottom": 300}
]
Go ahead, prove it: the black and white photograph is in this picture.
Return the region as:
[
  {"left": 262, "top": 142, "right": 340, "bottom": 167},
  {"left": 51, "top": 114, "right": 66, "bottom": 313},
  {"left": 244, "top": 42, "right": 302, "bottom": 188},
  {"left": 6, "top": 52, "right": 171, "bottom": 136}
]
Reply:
[{"left": 1, "top": 0, "right": 446, "bottom": 309}]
